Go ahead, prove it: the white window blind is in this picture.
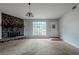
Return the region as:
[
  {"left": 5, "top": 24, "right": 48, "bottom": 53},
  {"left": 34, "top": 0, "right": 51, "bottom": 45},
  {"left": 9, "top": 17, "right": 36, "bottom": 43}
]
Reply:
[{"left": 33, "top": 21, "right": 46, "bottom": 36}]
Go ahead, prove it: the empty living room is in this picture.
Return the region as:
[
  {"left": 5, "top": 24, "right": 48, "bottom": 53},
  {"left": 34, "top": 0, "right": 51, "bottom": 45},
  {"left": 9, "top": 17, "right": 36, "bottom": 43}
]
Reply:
[{"left": 0, "top": 3, "right": 79, "bottom": 55}]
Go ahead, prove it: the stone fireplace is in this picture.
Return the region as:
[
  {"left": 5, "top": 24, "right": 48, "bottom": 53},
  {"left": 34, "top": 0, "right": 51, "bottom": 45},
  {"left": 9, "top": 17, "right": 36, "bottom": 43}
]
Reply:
[{"left": 2, "top": 13, "right": 24, "bottom": 39}]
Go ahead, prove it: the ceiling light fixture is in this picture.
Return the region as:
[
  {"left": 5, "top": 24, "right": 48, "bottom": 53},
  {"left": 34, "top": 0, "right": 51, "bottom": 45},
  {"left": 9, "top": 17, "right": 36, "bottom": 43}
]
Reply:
[
  {"left": 26, "top": 3, "right": 34, "bottom": 17},
  {"left": 72, "top": 5, "right": 77, "bottom": 10}
]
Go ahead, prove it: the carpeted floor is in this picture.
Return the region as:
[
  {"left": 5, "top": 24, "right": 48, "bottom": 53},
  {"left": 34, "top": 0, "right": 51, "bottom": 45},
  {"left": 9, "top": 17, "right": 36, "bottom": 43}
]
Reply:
[{"left": 0, "top": 39, "right": 79, "bottom": 55}]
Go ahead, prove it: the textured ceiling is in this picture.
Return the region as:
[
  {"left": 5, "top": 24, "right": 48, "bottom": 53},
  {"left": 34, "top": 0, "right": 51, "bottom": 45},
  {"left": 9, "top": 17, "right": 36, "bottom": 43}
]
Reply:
[{"left": 0, "top": 3, "right": 76, "bottom": 19}]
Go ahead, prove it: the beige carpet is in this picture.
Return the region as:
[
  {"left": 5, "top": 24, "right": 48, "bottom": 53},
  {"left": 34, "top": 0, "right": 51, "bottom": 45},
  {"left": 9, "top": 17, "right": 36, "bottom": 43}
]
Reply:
[{"left": 0, "top": 39, "right": 79, "bottom": 55}]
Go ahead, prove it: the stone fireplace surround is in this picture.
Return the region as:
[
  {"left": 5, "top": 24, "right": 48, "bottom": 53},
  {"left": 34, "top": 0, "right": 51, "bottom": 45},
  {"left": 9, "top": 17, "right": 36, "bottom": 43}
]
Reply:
[{"left": 1, "top": 13, "right": 24, "bottom": 41}]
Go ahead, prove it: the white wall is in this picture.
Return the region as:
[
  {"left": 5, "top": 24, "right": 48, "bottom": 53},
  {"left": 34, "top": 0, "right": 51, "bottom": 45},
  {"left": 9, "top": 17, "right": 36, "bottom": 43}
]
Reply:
[
  {"left": 46, "top": 20, "right": 58, "bottom": 37},
  {"left": 59, "top": 5, "right": 79, "bottom": 48},
  {"left": 24, "top": 19, "right": 59, "bottom": 38}
]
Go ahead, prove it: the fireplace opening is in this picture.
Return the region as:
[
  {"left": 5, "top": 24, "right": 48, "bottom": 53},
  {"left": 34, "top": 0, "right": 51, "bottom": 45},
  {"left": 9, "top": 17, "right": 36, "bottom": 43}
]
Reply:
[{"left": 8, "top": 32, "right": 20, "bottom": 37}]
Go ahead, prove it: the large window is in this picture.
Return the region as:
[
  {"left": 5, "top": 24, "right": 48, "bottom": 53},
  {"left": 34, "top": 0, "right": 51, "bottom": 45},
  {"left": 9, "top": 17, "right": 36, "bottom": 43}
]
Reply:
[{"left": 33, "top": 21, "right": 46, "bottom": 36}]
